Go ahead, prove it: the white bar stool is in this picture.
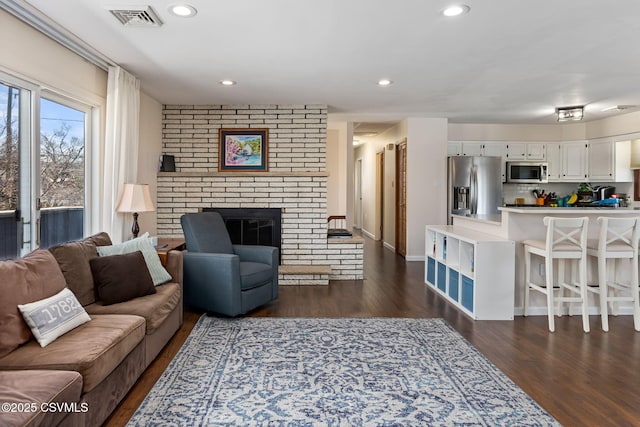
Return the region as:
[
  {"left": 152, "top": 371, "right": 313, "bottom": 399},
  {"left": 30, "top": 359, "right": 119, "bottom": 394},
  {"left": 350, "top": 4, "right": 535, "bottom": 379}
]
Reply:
[
  {"left": 523, "top": 217, "right": 590, "bottom": 332},
  {"left": 586, "top": 217, "right": 640, "bottom": 332}
]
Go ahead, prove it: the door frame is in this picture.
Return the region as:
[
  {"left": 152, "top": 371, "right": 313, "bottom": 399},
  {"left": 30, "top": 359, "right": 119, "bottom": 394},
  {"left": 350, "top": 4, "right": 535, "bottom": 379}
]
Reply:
[{"left": 395, "top": 139, "right": 407, "bottom": 257}]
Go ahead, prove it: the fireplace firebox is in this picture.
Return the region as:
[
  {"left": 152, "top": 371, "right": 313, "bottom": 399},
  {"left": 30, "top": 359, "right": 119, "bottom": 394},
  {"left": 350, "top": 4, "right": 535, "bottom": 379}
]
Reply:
[{"left": 202, "top": 208, "right": 282, "bottom": 264}]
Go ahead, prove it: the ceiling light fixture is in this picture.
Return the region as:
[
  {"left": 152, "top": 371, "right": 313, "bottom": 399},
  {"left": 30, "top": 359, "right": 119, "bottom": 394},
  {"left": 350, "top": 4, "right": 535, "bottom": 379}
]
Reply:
[
  {"left": 556, "top": 106, "right": 584, "bottom": 122},
  {"left": 168, "top": 4, "right": 197, "bottom": 17},
  {"left": 219, "top": 79, "right": 236, "bottom": 86},
  {"left": 377, "top": 79, "right": 393, "bottom": 86},
  {"left": 442, "top": 4, "right": 470, "bottom": 17}
]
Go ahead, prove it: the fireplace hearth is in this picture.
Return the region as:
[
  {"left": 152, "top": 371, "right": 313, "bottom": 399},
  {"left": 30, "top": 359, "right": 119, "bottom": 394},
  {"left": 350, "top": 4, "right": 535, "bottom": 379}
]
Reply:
[{"left": 202, "top": 208, "right": 282, "bottom": 264}]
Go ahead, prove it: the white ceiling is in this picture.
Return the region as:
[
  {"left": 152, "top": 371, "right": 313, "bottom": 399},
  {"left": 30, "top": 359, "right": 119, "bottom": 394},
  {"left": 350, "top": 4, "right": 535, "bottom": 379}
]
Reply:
[{"left": 18, "top": 0, "right": 640, "bottom": 125}]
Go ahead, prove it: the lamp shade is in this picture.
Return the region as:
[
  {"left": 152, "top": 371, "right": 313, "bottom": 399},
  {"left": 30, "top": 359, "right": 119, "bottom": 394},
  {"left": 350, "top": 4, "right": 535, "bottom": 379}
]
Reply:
[
  {"left": 630, "top": 140, "right": 640, "bottom": 169},
  {"left": 116, "top": 183, "right": 155, "bottom": 213}
]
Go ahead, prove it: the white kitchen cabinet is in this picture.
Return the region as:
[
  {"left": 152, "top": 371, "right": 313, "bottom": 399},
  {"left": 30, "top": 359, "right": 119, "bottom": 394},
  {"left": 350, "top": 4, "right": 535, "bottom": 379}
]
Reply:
[
  {"left": 546, "top": 143, "right": 562, "bottom": 182},
  {"left": 561, "top": 141, "right": 588, "bottom": 181},
  {"left": 425, "top": 225, "right": 515, "bottom": 320},
  {"left": 526, "top": 143, "right": 547, "bottom": 160},
  {"left": 588, "top": 138, "right": 615, "bottom": 181},
  {"left": 505, "top": 142, "right": 546, "bottom": 161},
  {"left": 587, "top": 138, "right": 633, "bottom": 182},
  {"left": 505, "top": 143, "right": 526, "bottom": 160},
  {"left": 448, "top": 142, "right": 462, "bottom": 156},
  {"left": 461, "top": 142, "right": 484, "bottom": 156}
]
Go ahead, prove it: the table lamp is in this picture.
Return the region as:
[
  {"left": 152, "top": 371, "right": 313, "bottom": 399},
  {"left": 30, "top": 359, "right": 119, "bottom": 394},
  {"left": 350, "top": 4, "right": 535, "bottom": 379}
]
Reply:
[{"left": 116, "top": 183, "right": 155, "bottom": 238}]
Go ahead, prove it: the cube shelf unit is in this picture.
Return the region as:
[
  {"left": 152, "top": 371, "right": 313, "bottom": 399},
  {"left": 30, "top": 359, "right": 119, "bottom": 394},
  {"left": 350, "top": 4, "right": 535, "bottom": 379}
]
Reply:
[{"left": 425, "top": 225, "right": 515, "bottom": 320}]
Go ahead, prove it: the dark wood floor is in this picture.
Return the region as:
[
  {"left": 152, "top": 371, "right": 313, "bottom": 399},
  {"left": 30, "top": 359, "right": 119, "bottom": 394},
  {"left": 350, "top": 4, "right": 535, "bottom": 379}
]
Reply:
[{"left": 105, "top": 235, "right": 640, "bottom": 427}]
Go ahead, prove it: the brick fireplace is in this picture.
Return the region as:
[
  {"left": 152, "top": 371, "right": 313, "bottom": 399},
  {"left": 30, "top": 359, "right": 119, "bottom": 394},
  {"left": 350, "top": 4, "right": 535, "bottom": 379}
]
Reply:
[{"left": 156, "top": 104, "right": 363, "bottom": 282}]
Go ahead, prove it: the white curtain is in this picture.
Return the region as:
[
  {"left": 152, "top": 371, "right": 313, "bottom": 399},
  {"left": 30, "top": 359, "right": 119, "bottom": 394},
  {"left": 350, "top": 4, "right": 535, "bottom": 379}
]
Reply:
[{"left": 100, "top": 66, "right": 140, "bottom": 243}]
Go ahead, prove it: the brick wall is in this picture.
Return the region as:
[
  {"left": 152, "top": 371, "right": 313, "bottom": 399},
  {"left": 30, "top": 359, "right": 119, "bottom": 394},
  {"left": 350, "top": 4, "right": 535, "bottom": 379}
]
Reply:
[
  {"left": 162, "top": 104, "right": 326, "bottom": 173},
  {"left": 156, "top": 104, "right": 362, "bottom": 279}
]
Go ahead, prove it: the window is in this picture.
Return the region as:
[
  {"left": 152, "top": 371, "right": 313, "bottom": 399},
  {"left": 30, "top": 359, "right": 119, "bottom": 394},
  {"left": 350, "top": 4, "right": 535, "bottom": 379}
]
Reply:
[
  {"left": 39, "top": 96, "right": 88, "bottom": 248},
  {"left": 0, "top": 82, "right": 21, "bottom": 259},
  {"left": 0, "top": 75, "right": 94, "bottom": 259}
]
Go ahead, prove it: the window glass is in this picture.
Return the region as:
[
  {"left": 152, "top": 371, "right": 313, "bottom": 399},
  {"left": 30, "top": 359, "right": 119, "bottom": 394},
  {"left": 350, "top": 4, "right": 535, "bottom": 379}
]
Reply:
[
  {"left": 39, "top": 98, "right": 86, "bottom": 247},
  {"left": 0, "top": 74, "right": 93, "bottom": 259},
  {"left": 0, "top": 82, "right": 21, "bottom": 259}
]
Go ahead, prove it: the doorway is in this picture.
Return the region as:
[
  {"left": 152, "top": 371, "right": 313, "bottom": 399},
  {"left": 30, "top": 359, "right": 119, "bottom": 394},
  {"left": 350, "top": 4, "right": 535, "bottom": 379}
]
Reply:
[{"left": 395, "top": 140, "right": 407, "bottom": 257}]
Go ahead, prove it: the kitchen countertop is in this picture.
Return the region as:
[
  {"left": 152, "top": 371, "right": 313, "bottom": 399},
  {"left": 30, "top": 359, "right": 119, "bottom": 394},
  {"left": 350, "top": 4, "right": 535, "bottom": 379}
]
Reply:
[{"left": 499, "top": 206, "right": 640, "bottom": 214}]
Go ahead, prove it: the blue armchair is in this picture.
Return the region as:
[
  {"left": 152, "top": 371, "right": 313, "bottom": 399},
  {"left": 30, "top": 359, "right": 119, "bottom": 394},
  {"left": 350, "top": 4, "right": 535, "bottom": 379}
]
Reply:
[{"left": 180, "top": 212, "right": 279, "bottom": 316}]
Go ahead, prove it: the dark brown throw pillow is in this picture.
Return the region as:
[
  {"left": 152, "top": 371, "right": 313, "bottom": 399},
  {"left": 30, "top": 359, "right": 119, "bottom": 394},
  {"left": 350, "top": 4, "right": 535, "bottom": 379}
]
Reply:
[{"left": 89, "top": 251, "right": 156, "bottom": 305}]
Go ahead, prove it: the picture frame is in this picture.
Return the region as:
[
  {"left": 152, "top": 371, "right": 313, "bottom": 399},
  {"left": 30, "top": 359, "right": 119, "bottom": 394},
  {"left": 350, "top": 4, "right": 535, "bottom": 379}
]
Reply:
[{"left": 218, "top": 128, "right": 269, "bottom": 172}]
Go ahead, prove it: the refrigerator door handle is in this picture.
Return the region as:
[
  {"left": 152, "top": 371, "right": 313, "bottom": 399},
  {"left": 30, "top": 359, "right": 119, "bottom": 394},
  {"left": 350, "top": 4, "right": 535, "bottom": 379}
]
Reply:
[{"left": 470, "top": 165, "right": 478, "bottom": 215}]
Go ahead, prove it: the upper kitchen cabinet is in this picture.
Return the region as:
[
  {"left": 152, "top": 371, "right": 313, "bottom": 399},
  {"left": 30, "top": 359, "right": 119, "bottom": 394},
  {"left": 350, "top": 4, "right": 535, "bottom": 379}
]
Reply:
[
  {"left": 449, "top": 142, "right": 483, "bottom": 156},
  {"left": 505, "top": 142, "right": 546, "bottom": 160},
  {"left": 546, "top": 143, "right": 562, "bottom": 182},
  {"left": 588, "top": 138, "right": 615, "bottom": 181},
  {"left": 448, "top": 142, "right": 507, "bottom": 158},
  {"left": 448, "top": 142, "right": 462, "bottom": 156},
  {"left": 588, "top": 138, "right": 632, "bottom": 182},
  {"left": 549, "top": 139, "right": 632, "bottom": 183},
  {"left": 461, "top": 142, "right": 484, "bottom": 156},
  {"left": 561, "top": 141, "right": 588, "bottom": 181}
]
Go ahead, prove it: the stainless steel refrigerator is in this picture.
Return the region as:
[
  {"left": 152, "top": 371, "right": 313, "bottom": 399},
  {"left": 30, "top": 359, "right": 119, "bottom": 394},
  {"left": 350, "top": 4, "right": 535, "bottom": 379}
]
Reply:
[{"left": 447, "top": 156, "right": 502, "bottom": 224}]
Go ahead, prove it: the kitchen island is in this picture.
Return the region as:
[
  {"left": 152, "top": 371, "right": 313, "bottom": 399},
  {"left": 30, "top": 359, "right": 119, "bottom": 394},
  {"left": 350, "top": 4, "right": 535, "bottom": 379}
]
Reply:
[{"left": 451, "top": 206, "right": 640, "bottom": 316}]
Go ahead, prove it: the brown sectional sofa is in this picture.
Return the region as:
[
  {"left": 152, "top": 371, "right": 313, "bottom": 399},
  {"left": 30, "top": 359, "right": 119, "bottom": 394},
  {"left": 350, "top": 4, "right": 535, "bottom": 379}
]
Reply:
[{"left": 0, "top": 233, "right": 183, "bottom": 427}]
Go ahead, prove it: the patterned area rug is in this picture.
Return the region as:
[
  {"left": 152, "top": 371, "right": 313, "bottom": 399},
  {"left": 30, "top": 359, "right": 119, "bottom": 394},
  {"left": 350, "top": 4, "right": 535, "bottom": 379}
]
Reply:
[{"left": 128, "top": 317, "right": 559, "bottom": 426}]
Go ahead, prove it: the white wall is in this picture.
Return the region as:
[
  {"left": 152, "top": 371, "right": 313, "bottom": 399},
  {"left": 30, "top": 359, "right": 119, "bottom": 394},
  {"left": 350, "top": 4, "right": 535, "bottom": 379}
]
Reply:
[
  {"left": 0, "top": 9, "right": 107, "bottom": 106},
  {"left": 448, "top": 112, "right": 640, "bottom": 143},
  {"left": 326, "top": 129, "right": 347, "bottom": 217},
  {"left": 405, "top": 118, "right": 448, "bottom": 260},
  {"left": 137, "top": 92, "right": 162, "bottom": 236}
]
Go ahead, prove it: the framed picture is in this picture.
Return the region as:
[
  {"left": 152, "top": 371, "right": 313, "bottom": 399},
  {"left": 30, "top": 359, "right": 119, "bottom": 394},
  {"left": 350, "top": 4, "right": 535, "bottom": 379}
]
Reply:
[{"left": 218, "top": 128, "right": 269, "bottom": 172}]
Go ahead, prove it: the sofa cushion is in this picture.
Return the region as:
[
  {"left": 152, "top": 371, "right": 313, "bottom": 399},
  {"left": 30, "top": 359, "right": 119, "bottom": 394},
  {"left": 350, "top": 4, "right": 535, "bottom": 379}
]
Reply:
[
  {"left": 18, "top": 288, "right": 91, "bottom": 347},
  {"left": 48, "top": 232, "right": 112, "bottom": 306},
  {"left": 0, "top": 314, "right": 145, "bottom": 393},
  {"left": 90, "top": 251, "right": 156, "bottom": 305},
  {"left": 84, "top": 231, "right": 113, "bottom": 247},
  {"left": 85, "top": 282, "right": 181, "bottom": 334},
  {"left": 97, "top": 233, "right": 172, "bottom": 286},
  {"left": 0, "top": 249, "right": 67, "bottom": 358},
  {"left": 0, "top": 370, "right": 83, "bottom": 427}
]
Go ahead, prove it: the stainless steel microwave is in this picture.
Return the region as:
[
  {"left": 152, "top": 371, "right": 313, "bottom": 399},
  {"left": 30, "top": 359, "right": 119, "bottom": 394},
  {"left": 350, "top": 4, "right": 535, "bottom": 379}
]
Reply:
[{"left": 506, "top": 161, "right": 548, "bottom": 183}]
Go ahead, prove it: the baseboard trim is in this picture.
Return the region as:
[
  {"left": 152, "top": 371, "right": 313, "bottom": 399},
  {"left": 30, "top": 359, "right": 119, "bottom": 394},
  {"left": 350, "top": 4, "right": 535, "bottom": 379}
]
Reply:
[{"left": 361, "top": 229, "right": 375, "bottom": 240}]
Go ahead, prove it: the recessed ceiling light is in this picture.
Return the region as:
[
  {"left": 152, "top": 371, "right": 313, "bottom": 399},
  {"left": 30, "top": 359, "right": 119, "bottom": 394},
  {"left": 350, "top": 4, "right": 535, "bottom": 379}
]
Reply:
[
  {"left": 377, "top": 79, "right": 393, "bottom": 86},
  {"left": 168, "top": 4, "right": 197, "bottom": 17},
  {"left": 442, "top": 4, "right": 470, "bottom": 17},
  {"left": 219, "top": 80, "right": 236, "bottom": 86}
]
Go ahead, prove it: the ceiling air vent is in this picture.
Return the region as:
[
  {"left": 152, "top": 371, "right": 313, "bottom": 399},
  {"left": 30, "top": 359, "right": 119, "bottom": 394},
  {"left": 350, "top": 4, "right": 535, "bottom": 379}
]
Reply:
[{"left": 109, "top": 6, "right": 163, "bottom": 27}]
